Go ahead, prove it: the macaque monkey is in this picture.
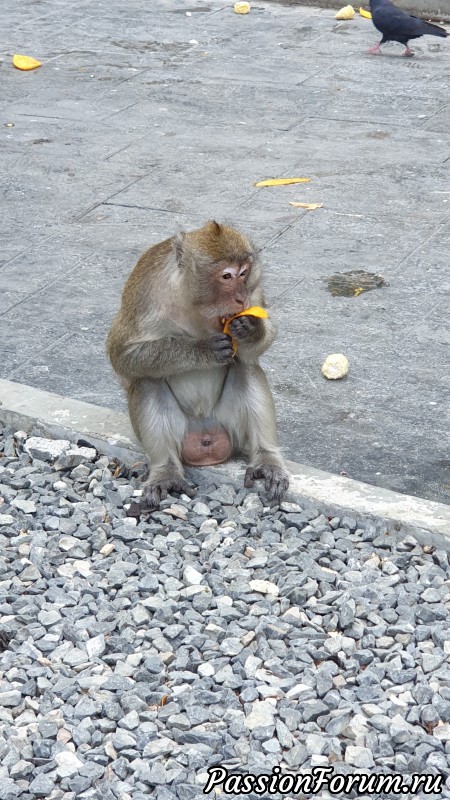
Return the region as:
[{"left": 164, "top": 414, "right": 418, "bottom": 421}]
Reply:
[{"left": 107, "top": 221, "right": 289, "bottom": 505}]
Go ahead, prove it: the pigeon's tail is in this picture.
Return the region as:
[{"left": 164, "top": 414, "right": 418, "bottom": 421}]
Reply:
[{"left": 422, "top": 19, "right": 448, "bottom": 37}]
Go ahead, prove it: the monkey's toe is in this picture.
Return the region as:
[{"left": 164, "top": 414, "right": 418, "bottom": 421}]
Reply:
[
  {"left": 143, "top": 477, "right": 196, "bottom": 506},
  {"left": 245, "top": 465, "right": 289, "bottom": 501}
]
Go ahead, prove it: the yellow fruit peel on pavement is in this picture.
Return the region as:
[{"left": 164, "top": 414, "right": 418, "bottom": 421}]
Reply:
[
  {"left": 289, "top": 202, "right": 323, "bottom": 210},
  {"left": 254, "top": 177, "right": 311, "bottom": 187},
  {"left": 13, "top": 54, "right": 42, "bottom": 71}
]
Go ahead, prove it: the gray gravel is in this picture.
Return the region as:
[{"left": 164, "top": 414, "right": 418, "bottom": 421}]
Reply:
[{"left": 0, "top": 422, "right": 450, "bottom": 800}]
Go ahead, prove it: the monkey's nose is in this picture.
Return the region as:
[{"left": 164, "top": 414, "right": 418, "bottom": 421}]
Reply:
[{"left": 201, "top": 437, "right": 212, "bottom": 447}]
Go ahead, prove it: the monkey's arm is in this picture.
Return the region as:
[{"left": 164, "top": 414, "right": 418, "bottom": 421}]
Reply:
[{"left": 108, "top": 333, "right": 234, "bottom": 380}]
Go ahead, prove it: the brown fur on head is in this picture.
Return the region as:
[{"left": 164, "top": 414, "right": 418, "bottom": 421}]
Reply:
[
  {"left": 173, "top": 221, "right": 261, "bottom": 318},
  {"left": 174, "top": 221, "right": 257, "bottom": 269}
]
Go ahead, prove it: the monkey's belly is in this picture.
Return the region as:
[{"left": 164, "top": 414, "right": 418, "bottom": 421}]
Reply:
[
  {"left": 166, "top": 368, "right": 228, "bottom": 417},
  {"left": 181, "top": 427, "right": 232, "bottom": 466}
]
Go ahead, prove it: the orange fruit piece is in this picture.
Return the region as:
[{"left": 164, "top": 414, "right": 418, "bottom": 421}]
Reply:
[{"left": 222, "top": 306, "right": 269, "bottom": 353}]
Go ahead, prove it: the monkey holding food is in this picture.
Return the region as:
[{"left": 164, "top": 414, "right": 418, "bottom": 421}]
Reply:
[{"left": 107, "top": 221, "right": 289, "bottom": 505}]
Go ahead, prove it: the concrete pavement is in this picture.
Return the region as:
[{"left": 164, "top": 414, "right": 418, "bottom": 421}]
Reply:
[{"left": 1, "top": 0, "right": 449, "bottom": 504}]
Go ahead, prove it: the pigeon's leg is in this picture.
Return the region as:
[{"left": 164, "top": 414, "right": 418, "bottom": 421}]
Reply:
[
  {"left": 401, "top": 45, "right": 414, "bottom": 56},
  {"left": 368, "top": 41, "right": 382, "bottom": 54}
]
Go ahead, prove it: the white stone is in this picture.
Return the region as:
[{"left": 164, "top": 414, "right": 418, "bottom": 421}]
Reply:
[
  {"left": 255, "top": 668, "right": 283, "bottom": 686},
  {"left": 198, "top": 663, "right": 215, "bottom": 677},
  {"left": 345, "top": 745, "right": 374, "bottom": 769},
  {"left": 55, "top": 750, "right": 83, "bottom": 777},
  {"left": 179, "top": 586, "right": 209, "bottom": 599},
  {"left": 280, "top": 501, "right": 303, "bottom": 513},
  {"left": 24, "top": 437, "right": 70, "bottom": 462},
  {"left": 0, "top": 690, "right": 21, "bottom": 707},
  {"left": 20, "top": 564, "right": 42, "bottom": 581},
  {"left": 244, "top": 655, "right": 262, "bottom": 678},
  {"left": 73, "top": 560, "right": 91, "bottom": 577},
  {"left": 324, "top": 635, "right": 343, "bottom": 655},
  {"left": 58, "top": 536, "right": 80, "bottom": 551},
  {"left": 192, "top": 502, "right": 211, "bottom": 516},
  {"left": 249, "top": 579, "right": 279, "bottom": 596},
  {"left": 132, "top": 605, "right": 151, "bottom": 625},
  {"left": 216, "top": 595, "right": 233, "bottom": 606},
  {"left": 183, "top": 565, "right": 203, "bottom": 585},
  {"left": 201, "top": 533, "right": 222, "bottom": 552},
  {"left": 57, "top": 446, "right": 97, "bottom": 468},
  {"left": 12, "top": 497, "right": 36, "bottom": 514},
  {"left": 199, "top": 519, "right": 218, "bottom": 534},
  {"left": 244, "top": 701, "right": 276, "bottom": 730},
  {"left": 100, "top": 543, "right": 115, "bottom": 556},
  {"left": 57, "top": 564, "right": 77, "bottom": 578},
  {"left": 285, "top": 683, "right": 312, "bottom": 700},
  {"left": 220, "top": 638, "right": 243, "bottom": 656},
  {"left": 121, "top": 711, "right": 140, "bottom": 730},
  {"left": 38, "top": 610, "right": 61, "bottom": 626},
  {"left": 143, "top": 736, "right": 176, "bottom": 757},
  {"left": 0, "top": 515, "right": 14, "bottom": 526},
  {"left": 86, "top": 635, "right": 106, "bottom": 659},
  {"left": 434, "top": 724, "right": 450, "bottom": 741}
]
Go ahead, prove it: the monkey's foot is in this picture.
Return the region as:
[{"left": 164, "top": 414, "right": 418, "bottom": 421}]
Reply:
[
  {"left": 402, "top": 46, "right": 414, "bottom": 57},
  {"left": 368, "top": 43, "right": 381, "bottom": 54},
  {"left": 244, "top": 464, "right": 290, "bottom": 502},
  {"left": 143, "top": 476, "right": 196, "bottom": 506}
]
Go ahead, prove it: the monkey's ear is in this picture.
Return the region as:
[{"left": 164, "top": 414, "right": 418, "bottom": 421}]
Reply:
[
  {"left": 172, "top": 231, "right": 186, "bottom": 266},
  {"left": 208, "top": 220, "right": 221, "bottom": 236}
]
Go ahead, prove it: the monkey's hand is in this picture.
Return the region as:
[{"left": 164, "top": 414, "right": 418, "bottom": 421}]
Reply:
[
  {"left": 228, "top": 314, "right": 264, "bottom": 341},
  {"left": 209, "top": 333, "right": 235, "bottom": 364},
  {"left": 244, "top": 464, "right": 290, "bottom": 502}
]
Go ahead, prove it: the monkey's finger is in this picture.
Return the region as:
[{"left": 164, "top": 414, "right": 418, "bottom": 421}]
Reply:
[
  {"left": 267, "top": 475, "right": 290, "bottom": 501},
  {"left": 178, "top": 481, "right": 197, "bottom": 498},
  {"left": 240, "top": 316, "right": 257, "bottom": 331},
  {"left": 244, "top": 467, "right": 256, "bottom": 488},
  {"left": 144, "top": 484, "right": 165, "bottom": 506}
]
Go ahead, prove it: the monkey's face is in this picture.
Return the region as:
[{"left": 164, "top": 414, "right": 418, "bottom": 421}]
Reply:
[{"left": 199, "top": 262, "right": 251, "bottom": 322}]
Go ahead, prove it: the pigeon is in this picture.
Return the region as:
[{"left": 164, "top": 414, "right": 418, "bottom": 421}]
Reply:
[{"left": 369, "top": 0, "right": 448, "bottom": 56}]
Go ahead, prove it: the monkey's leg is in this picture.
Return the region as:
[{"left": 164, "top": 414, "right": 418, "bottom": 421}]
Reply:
[
  {"left": 127, "top": 379, "right": 195, "bottom": 505},
  {"left": 214, "top": 363, "right": 289, "bottom": 502}
]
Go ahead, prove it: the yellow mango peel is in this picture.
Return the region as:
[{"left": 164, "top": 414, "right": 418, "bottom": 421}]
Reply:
[
  {"left": 254, "top": 177, "right": 311, "bottom": 187},
  {"left": 222, "top": 306, "right": 268, "bottom": 353},
  {"left": 13, "top": 54, "right": 42, "bottom": 71},
  {"left": 290, "top": 202, "right": 323, "bottom": 210},
  {"left": 359, "top": 7, "right": 372, "bottom": 17}
]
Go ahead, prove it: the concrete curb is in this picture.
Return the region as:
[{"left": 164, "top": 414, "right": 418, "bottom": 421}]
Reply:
[
  {"left": 266, "top": 0, "right": 450, "bottom": 22},
  {"left": 1, "top": 378, "right": 449, "bottom": 546}
]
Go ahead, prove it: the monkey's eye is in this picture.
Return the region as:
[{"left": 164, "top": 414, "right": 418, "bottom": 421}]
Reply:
[{"left": 222, "top": 272, "right": 232, "bottom": 280}]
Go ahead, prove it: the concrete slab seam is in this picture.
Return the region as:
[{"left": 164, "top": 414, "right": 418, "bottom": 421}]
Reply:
[{"left": 1, "top": 379, "right": 449, "bottom": 546}]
